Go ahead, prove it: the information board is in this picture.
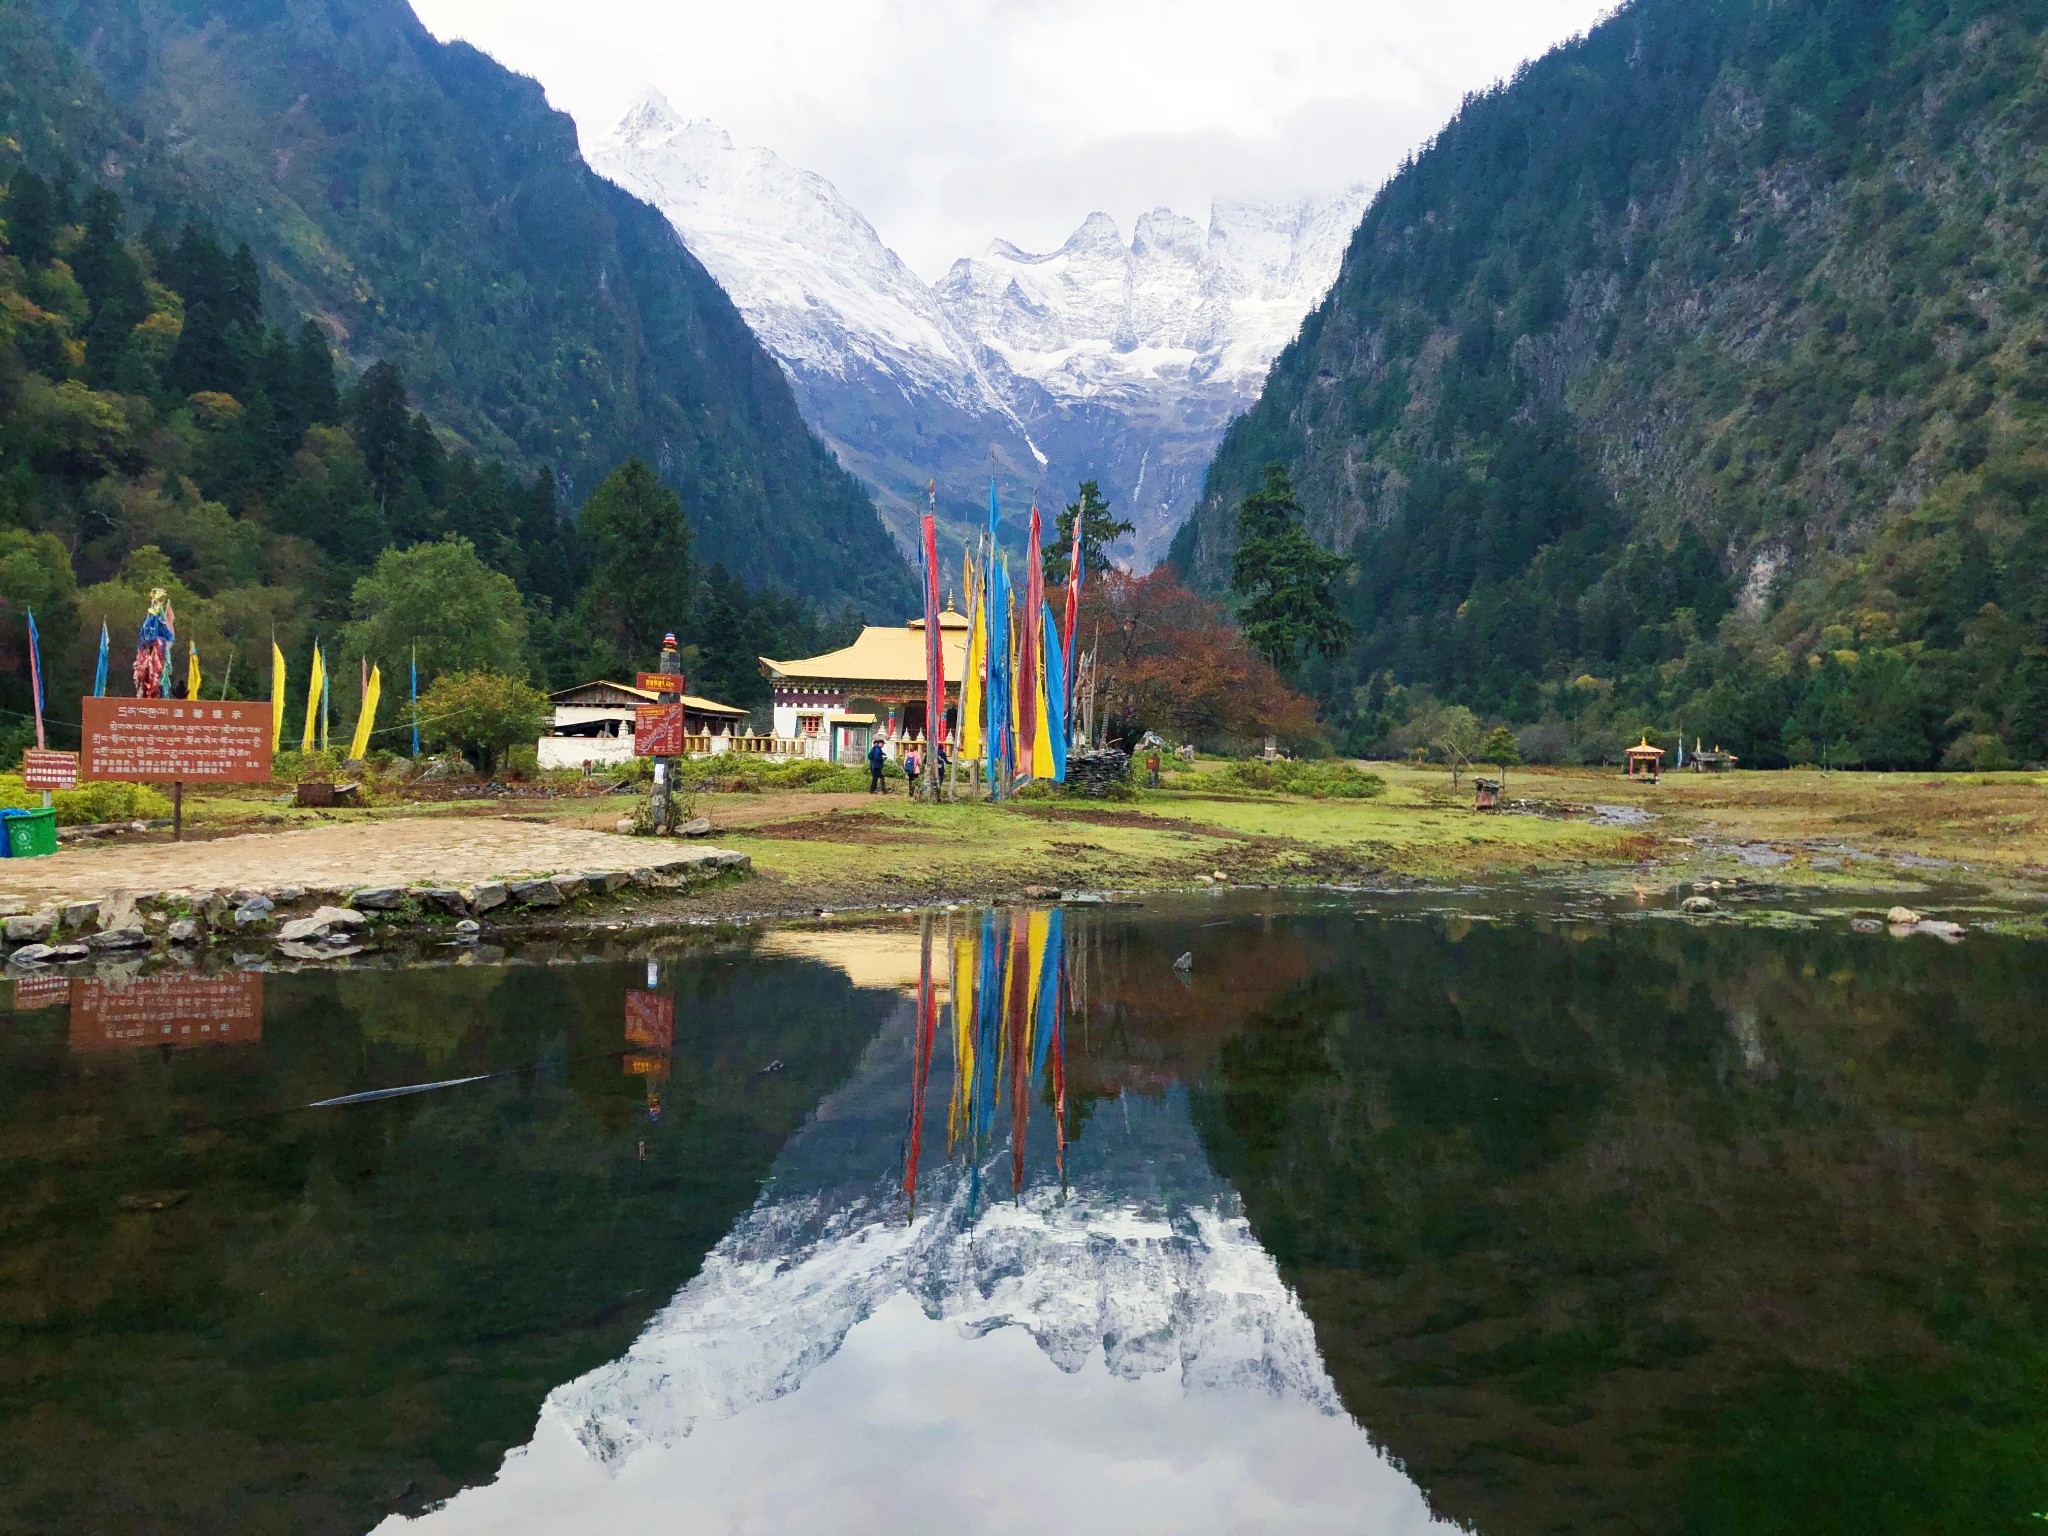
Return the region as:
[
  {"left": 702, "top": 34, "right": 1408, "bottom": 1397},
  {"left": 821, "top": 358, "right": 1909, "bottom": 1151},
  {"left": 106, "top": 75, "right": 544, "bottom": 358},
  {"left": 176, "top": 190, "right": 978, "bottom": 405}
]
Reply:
[
  {"left": 633, "top": 703, "right": 687, "bottom": 757},
  {"left": 624, "top": 989, "right": 675, "bottom": 1052},
  {"left": 68, "top": 973, "right": 264, "bottom": 1054},
  {"left": 80, "top": 698, "right": 273, "bottom": 783},
  {"left": 635, "top": 672, "right": 686, "bottom": 695},
  {"left": 10, "top": 974, "right": 71, "bottom": 1011},
  {"left": 20, "top": 748, "right": 79, "bottom": 790}
]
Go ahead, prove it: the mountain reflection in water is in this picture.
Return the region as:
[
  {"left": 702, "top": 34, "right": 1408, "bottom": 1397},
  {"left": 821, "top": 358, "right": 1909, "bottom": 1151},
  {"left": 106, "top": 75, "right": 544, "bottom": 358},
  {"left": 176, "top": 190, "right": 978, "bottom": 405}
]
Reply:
[
  {"left": 7, "top": 891, "right": 2047, "bottom": 1535},
  {"left": 389, "top": 907, "right": 1450, "bottom": 1535}
]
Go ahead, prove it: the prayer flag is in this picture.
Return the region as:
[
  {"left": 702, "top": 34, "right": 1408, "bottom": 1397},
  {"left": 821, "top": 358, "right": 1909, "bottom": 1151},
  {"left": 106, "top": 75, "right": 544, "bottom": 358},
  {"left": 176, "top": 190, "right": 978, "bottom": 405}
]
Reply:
[
  {"left": 410, "top": 648, "right": 421, "bottom": 758},
  {"left": 349, "top": 664, "right": 382, "bottom": 760},
  {"left": 184, "top": 641, "right": 201, "bottom": 700},
  {"left": 270, "top": 640, "right": 287, "bottom": 753},
  {"left": 959, "top": 553, "right": 985, "bottom": 760},
  {"left": 26, "top": 609, "right": 45, "bottom": 750},
  {"left": 1042, "top": 601, "right": 1067, "bottom": 782},
  {"left": 302, "top": 645, "right": 325, "bottom": 753},
  {"left": 92, "top": 622, "right": 109, "bottom": 699}
]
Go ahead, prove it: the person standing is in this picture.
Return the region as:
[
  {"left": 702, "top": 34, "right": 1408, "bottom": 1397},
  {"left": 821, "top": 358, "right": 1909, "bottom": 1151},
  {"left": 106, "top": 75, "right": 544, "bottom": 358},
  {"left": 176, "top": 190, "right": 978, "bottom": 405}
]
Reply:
[
  {"left": 1146, "top": 748, "right": 1162, "bottom": 789},
  {"left": 903, "top": 746, "right": 920, "bottom": 795},
  {"left": 867, "top": 738, "right": 887, "bottom": 794}
]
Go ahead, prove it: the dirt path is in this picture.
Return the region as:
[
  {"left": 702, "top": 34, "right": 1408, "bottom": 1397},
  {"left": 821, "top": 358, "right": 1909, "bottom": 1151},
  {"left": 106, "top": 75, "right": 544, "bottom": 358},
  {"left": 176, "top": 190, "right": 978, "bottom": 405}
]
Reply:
[{"left": 0, "top": 818, "right": 665, "bottom": 908}]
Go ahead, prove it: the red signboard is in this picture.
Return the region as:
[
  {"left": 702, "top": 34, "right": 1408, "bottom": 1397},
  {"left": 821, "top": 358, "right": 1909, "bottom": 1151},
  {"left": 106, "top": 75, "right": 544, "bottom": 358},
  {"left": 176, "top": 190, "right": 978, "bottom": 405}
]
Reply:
[
  {"left": 635, "top": 672, "right": 686, "bottom": 695},
  {"left": 623, "top": 1053, "right": 672, "bottom": 1080},
  {"left": 21, "top": 748, "right": 79, "bottom": 790},
  {"left": 633, "top": 703, "right": 687, "bottom": 757},
  {"left": 81, "top": 698, "right": 273, "bottom": 783},
  {"left": 624, "top": 990, "right": 675, "bottom": 1052},
  {"left": 11, "top": 974, "right": 71, "bottom": 1011},
  {"left": 68, "top": 974, "right": 264, "bottom": 1054}
]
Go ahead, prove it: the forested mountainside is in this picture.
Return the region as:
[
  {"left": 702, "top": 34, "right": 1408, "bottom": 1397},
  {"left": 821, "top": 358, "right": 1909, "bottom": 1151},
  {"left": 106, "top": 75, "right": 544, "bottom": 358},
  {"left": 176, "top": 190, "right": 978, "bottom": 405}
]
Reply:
[
  {"left": 0, "top": 163, "right": 855, "bottom": 756},
  {"left": 1175, "top": 0, "right": 2048, "bottom": 769},
  {"left": 3, "top": 0, "right": 907, "bottom": 614}
]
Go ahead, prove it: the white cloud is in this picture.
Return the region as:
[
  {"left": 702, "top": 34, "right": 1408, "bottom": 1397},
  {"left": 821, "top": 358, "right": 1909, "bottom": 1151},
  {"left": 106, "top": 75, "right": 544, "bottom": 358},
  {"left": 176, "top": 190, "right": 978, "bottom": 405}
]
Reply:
[{"left": 409, "top": 0, "right": 1616, "bottom": 277}]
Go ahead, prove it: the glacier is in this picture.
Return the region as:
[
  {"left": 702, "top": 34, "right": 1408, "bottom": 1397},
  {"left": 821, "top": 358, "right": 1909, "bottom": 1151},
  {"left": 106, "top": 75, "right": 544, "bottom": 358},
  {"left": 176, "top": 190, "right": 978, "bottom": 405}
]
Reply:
[{"left": 587, "top": 93, "right": 1366, "bottom": 570}]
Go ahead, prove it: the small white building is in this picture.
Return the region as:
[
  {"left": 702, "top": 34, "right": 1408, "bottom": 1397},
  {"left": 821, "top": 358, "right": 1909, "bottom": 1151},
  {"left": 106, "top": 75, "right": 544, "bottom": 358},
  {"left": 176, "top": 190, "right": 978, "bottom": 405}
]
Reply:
[{"left": 537, "top": 680, "right": 749, "bottom": 770}]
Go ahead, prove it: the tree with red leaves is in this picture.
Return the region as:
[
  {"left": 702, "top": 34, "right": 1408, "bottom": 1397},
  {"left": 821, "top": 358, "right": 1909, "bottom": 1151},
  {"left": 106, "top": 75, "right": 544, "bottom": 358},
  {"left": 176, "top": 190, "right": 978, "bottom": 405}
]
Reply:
[{"left": 1069, "top": 567, "right": 1319, "bottom": 751}]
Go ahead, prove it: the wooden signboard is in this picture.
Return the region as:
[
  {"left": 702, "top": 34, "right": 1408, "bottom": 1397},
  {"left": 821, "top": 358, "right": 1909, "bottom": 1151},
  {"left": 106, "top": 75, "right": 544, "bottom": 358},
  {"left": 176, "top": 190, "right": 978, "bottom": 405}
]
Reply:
[
  {"left": 68, "top": 973, "right": 264, "bottom": 1054},
  {"left": 81, "top": 698, "right": 272, "bottom": 783},
  {"left": 624, "top": 990, "right": 675, "bottom": 1053},
  {"left": 20, "top": 748, "right": 79, "bottom": 790},
  {"left": 633, "top": 703, "right": 687, "bottom": 757},
  {"left": 635, "top": 672, "right": 686, "bottom": 695}
]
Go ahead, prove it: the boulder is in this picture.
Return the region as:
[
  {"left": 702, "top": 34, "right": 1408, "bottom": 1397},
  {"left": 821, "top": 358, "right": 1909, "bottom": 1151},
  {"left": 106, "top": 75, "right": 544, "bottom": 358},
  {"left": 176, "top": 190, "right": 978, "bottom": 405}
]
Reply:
[
  {"left": 467, "top": 882, "right": 508, "bottom": 913},
  {"left": 592, "top": 870, "right": 632, "bottom": 894},
  {"left": 349, "top": 887, "right": 408, "bottom": 912},
  {"left": 454, "top": 919, "right": 481, "bottom": 939},
  {"left": 1886, "top": 906, "right": 1922, "bottom": 926},
  {"left": 278, "top": 906, "right": 369, "bottom": 943},
  {"left": 6, "top": 944, "right": 56, "bottom": 967},
  {"left": 413, "top": 888, "right": 469, "bottom": 916},
  {"left": 46, "top": 943, "right": 89, "bottom": 961},
  {"left": 614, "top": 818, "right": 636, "bottom": 835},
  {"left": 232, "top": 895, "right": 275, "bottom": 927},
  {"left": 1680, "top": 895, "right": 1718, "bottom": 914},
  {"left": 549, "top": 874, "right": 589, "bottom": 901},
  {"left": 273, "top": 885, "right": 307, "bottom": 904},
  {"left": 678, "top": 816, "right": 712, "bottom": 838},
  {"left": 87, "top": 926, "right": 150, "bottom": 951},
  {"left": 58, "top": 901, "right": 99, "bottom": 936},
  {"left": 167, "top": 919, "right": 202, "bottom": 945},
  {"left": 5, "top": 911, "right": 54, "bottom": 944},
  {"left": 509, "top": 879, "right": 564, "bottom": 908},
  {"left": 98, "top": 892, "right": 141, "bottom": 932},
  {"left": 1022, "top": 884, "right": 1062, "bottom": 900},
  {"left": 1916, "top": 918, "right": 1965, "bottom": 940}
]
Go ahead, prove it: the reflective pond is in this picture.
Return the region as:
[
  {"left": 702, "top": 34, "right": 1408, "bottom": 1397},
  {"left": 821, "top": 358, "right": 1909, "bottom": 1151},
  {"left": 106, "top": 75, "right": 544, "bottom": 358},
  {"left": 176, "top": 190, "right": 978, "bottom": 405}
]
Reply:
[{"left": 3, "top": 892, "right": 2046, "bottom": 1534}]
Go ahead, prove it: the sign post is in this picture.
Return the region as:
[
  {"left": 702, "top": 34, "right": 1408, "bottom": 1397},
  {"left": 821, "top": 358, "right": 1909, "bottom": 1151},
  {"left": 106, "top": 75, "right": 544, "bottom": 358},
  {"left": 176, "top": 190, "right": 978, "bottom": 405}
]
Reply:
[
  {"left": 80, "top": 698, "right": 273, "bottom": 841},
  {"left": 639, "top": 633, "right": 686, "bottom": 836}
]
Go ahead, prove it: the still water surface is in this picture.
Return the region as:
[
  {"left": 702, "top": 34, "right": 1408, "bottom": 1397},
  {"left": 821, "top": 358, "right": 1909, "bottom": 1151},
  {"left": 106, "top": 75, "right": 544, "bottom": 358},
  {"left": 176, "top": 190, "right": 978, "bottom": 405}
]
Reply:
[{"left": 3, "top": 892, "right": 2044, "bottom": 1534}]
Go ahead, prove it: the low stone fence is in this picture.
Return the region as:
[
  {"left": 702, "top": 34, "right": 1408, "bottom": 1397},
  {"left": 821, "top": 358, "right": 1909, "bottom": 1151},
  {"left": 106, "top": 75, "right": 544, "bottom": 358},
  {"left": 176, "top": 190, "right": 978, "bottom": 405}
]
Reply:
[{"left": 2, "top": 848, "right": 749, "bottom": 968}]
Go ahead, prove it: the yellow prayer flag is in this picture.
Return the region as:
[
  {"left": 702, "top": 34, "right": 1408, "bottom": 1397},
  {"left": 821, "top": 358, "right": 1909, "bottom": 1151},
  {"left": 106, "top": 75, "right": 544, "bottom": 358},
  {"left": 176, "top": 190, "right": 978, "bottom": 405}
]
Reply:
[
  {"left": 270, "top": 642, "right": 288, "bottom": 753},
  {"left": 958, "top": 567, "right": 985, "bottom": 760},
  {"left": 184, "top": 641, "right": 201, "bottom": 700},
  {"left": 301, "top": 645, "right": 325, "bottom": 753},
  {"left": 1032, "top": 642, "right": 1055, "bottom": 779},
  {"left": 348, "top": 665, "right": 382, "bottom": 761}
]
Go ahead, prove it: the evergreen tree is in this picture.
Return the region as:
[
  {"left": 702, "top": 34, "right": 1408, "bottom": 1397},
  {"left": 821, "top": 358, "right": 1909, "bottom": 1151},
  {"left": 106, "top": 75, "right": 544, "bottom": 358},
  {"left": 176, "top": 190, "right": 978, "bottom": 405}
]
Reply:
[
  {"left": 3, "top": 169, "right": 58, "bottom": 267},
  {"left": 1230, "top": 463, "right": 1350, "bottom": 671},
  {"left": 348, "top": 360, "right": 413, "bottom": 512},
  {"left": 1043, "top": 480, "right": 1134, "bottom": 585},
  {"left": 575, "top": 456, "right": 693, "bottom": 671}
]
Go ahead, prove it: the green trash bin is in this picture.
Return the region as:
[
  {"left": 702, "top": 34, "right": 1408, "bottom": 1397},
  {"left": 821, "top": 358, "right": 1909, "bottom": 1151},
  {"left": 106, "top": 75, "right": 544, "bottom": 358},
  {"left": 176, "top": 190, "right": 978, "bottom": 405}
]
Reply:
[{"left": 2, "top": 807, "right": 58, "bottom": 858}]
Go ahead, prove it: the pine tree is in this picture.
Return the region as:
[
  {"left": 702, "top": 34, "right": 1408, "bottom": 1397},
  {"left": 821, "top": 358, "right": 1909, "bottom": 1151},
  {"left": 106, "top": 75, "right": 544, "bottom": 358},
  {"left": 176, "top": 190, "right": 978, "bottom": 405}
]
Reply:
[
  {"left": 1043, "top": 480, "right": 1134, "bottom": 585},
  {"left": 3, "top": 170, "right": 58, "bottom": 267},
  {"left": 1229, "top": 463, "right": 1350, "bottom": 671}
]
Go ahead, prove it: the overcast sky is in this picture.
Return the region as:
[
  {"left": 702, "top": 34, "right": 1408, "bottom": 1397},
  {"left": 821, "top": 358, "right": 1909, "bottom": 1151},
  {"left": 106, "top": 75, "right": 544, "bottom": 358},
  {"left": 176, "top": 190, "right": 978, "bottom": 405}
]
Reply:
[{"left": 410, "top": 0, "right": 1617, "bottom": 279}]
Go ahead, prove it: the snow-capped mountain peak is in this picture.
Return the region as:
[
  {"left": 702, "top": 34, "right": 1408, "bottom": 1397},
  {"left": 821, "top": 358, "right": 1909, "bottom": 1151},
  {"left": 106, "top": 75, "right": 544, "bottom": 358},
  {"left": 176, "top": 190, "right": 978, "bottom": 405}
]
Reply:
[{"left": 587, "top": 102, "right": 1366, "bottom": 566}]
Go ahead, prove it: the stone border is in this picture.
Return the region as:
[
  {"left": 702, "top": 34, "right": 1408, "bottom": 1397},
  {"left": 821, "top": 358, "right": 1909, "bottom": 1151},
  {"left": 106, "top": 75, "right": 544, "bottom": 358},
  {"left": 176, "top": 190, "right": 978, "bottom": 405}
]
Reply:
[{"left": 0, "top": 848, "right": 749, "bottom": 969}]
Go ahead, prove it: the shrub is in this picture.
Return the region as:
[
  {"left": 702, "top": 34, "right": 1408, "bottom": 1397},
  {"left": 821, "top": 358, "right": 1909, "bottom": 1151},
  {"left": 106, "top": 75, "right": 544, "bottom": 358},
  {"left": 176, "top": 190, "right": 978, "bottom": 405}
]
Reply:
[
  {"left": 0, "top": 774, "right": 174, "bottom": 825},
  {"left": 667, "top": 754, "right": 868, "bottom": 794},
  {"left": 419, "top": 670, "right": 551, "bottom": 776},
  {"left": 1213, "top": 759, "right": 1387, "bottom": 799}
]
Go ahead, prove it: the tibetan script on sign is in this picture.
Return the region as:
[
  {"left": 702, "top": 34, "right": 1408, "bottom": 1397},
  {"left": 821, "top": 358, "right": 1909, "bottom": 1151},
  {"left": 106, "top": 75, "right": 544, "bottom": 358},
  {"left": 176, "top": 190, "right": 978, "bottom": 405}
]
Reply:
[
  {"left": 68, "top": 973, "right": 264, "bottom": 1054},
  {"left": 634, "top": 703, "right": 687, "bottom": 757},
  {"left": 81, "top": 698, "right": 273, "bottom": 783},
  {"left": 635, "top": 672, "right": 686, "bottom": 695},
  {"left": 20, "top": 748, "right": 79, "bottom": 790}
]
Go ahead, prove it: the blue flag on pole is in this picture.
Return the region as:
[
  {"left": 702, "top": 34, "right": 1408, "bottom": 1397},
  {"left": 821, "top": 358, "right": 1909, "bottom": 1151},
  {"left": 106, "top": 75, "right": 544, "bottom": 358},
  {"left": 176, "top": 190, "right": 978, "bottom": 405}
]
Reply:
[
  {"left": 410, "top": 650, "right": 421, "bottom": 758},
  {"left": 92, "top": 621, "right": 109, "bottom": 698}
]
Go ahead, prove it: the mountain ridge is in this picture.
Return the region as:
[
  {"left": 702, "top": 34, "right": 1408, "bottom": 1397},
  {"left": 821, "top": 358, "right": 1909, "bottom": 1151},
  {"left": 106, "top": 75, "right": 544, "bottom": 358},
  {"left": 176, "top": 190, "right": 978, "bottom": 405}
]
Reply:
[
  {"left": 1174, "top": 0, "right": 2048, "bottom": 769},
  {"left": 8, "top": 0, "right": 909, "bottom": 612},
  {"left": 588, "top": 93, "right": 1365, "bottom": 563}
]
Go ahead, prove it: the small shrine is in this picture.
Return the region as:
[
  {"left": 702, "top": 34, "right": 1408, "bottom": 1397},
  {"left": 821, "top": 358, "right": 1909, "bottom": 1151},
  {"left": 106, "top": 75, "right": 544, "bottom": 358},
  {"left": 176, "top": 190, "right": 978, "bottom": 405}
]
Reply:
[
  {"left": 1473, "top": 776, "right": 1502, "bottom": 811},
  {"left": 1623, "top": 736, "right": 1665, "bottom": 780},
  {"left": 1690, "top": 739, "right": 1739, "bottom": 773}
]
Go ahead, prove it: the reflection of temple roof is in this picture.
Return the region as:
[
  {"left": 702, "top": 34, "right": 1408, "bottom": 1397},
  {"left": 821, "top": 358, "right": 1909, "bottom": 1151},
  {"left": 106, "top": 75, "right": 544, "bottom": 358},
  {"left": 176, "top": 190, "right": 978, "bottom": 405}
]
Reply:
[
  {"left": 753, "top": 926, "right": 949, "bottom": 998},
  {"left": 762, "top": 615, "right": 969, "bottom": 689}
]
